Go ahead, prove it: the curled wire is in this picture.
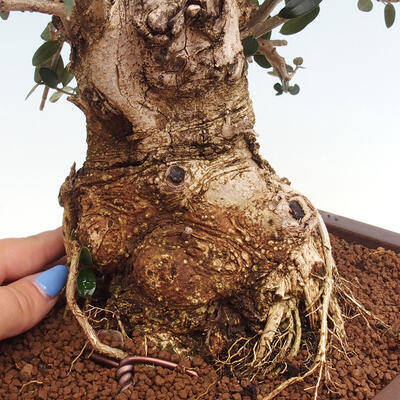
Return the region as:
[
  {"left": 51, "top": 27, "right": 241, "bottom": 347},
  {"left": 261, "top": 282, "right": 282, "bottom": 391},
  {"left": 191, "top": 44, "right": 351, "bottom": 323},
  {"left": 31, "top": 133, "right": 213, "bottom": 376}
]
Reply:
[{"left": 89, "top": 352, "right": 198, "bottom": 391}]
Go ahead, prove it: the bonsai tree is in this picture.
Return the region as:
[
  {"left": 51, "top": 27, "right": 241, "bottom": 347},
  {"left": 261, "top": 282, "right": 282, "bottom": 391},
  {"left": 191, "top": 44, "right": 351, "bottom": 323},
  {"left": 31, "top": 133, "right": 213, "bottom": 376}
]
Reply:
[{"left": 0, "top": 0, "right": 396, "bottom": 398}]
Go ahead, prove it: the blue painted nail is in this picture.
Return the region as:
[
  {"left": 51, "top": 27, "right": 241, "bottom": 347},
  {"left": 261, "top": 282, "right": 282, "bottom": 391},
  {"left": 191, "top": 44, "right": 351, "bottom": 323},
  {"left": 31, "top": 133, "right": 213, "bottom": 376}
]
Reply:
[{"left": 34, "top": 265, "right": 69, "bottom": 298}]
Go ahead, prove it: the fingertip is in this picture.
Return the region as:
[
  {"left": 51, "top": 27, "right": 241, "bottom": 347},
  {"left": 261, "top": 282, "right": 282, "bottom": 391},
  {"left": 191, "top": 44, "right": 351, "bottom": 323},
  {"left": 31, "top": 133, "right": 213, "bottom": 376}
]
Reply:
[
  {"left": 33, "top": 265, "right": 69, "bottom": 298},
  {"left": 0, "top": 268, "right": 67, "bottom": 340},
  {"left": 0, "top": 228, "right": 66, "bottom": 283}
]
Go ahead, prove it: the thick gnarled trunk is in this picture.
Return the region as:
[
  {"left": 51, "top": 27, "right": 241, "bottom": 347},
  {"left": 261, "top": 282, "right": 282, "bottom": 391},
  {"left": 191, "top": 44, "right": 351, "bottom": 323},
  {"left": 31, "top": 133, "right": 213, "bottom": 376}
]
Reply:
[
  {"left": 1, "top": 0, "right": 346, "bottom": 397},
  {"left": 59, "top": 0, "right": 344, "bottom": 364}
]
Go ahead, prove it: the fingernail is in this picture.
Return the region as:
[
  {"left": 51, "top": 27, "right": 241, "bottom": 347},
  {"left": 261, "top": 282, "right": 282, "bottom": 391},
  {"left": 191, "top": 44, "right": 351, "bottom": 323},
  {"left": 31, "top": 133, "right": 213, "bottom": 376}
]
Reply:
[{"left": 34, "top": 265, "right": 69, "bottom": 298}]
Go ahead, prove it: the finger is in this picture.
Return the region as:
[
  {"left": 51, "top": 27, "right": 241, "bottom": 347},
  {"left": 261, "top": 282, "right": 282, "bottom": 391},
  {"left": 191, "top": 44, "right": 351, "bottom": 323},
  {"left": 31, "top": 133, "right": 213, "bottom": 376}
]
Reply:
[
  {"left": 43, "top": 255, "right": 67, "bottom": 270},
  {"left": 0, "top": 228, "right": 65, "bottom": 284},
  {"left": 0, "top": 265, "right": 68, "bottom": 340}
]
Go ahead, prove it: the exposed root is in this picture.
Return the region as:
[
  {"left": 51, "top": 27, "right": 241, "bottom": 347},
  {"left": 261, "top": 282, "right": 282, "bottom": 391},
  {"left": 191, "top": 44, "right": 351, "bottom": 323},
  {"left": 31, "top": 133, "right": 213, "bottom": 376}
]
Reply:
[
  {"left": 261, "top": 214, "right": 339, "bottom": 399},
  {"left": 66, "top": 214, "right": 356, "bottom": 400},
  {"left": 216, "top": 213, "right": 346, "bottom": 400},
  {"left": 84, "top": 304, "right": 128, "bottom": 341},
  {"left": 256, "top": 298, "right": 287, "bottom": 360},
  {"left": 261, "top": 363, "right": 319, "bottom": 400},
  {"left": 336, "top": 277, "right": 390, "bottom": 331},
  {"left": 194, "top": 379, "right": 218, "bottom": 400},
  {"left": 19, "top": 380, "right": 43, "bottom": 394},
  {"left": 85, "top": 304, "right": 115, "bottom": 325},
  {"left": 288, "top": 306, "right": 301, "bottom": 358},
  {"left": 65, "top": 243, "right": 127, "bottom": 360},
  {"left": 216, "top": 297, "right": 302, "bottom": 381},
  {"left": 67, "top": 341, "right": 88, "bottom": 375}
]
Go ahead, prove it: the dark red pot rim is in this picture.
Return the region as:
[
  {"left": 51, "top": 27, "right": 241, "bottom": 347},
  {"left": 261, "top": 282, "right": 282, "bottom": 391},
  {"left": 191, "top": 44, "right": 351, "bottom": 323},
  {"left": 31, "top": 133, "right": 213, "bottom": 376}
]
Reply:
[
  {"left": 372, "top": 374, "right": 400, "bottom": 400},
  {"left": 319, "top": 210, "right": 400, "bottom": 253},
  {"left": 320, "top": 210, "right": 399, "bottom": 400}
]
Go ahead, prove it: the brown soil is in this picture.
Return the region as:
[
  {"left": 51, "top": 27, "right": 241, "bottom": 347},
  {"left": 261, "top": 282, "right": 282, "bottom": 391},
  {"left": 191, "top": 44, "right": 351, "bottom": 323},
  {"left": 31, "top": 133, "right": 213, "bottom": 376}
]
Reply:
[{"left": 0, "top": 235, "right": 399, "bottom": 400}]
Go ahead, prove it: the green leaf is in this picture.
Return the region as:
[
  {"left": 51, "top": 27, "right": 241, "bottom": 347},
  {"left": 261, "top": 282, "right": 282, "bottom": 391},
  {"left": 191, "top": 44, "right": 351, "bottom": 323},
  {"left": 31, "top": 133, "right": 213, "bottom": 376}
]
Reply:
[
  {"left": 49, "top": 91, "right": 63, "bottom": 103},
  {"left": 279, "top": 0, "right": 322, "bottom": 19},
  {"left": 261, "top": 31, "right": 272, "bottom": 40},
  {"left": 242, "top": 36, "right": 259, "bottom": 57},
  {"left": 358, "top": 0, "right": 373, "bottom": 12},
  {"left": 63, "top": 86, "right": 75, "bottom": 94},
  {"left": 60, "top": 65, "right": 74, "bottom": 86},
  {"left": 268, "top": 70, "right": 279, "bottom": 77},
  {"left": 288, "top": 84, "right": 300, "bottom": 95},
  {"left": 286, "top": 64, "right": 294, "bottom": 73},
  {"left": 274, "top": 82, "right": 283, "bottom": 95},
  {"left": 253, "top": 54, "right": 271, "bottom": 69},
  {"left": 384, "top": 3, "right": 395, "bottom": 28},
  {"left": 34, "top": 66, "right": 43, "bottom": 83},
  {"left": 55, "top": 56, "right": 64, "bottom": 80},
  {"left": 25, "top": 83, "right": 41, "bottom": 100},
  {"left": 77, "top": 268, "right": 97, "bottom": 298},
  {"left": 39, "top": 68, "right": 60, "bottom": 89},
  {"left": 280, "top": 6, "right": 320, "bottom": 35},
  {"left": 34, "top": 58, "right": 53, "bottom": 83},
  {"left": 0, "top": 11, "right": 10, "bottom": 20},
  {"left": 293, "top": 57, "right": 303, "bottom": 66},
  {"left": 63, "top": 0, "right": 75, "bottom": 18},
  {"left": 32, "top": 41, "right": 60, "bottom": 66},
  {"left": 250, "top": 0, "right": 259, "bottom": 5},
  {"left": 79, "top": 246, "right": 93, "bottom": 266},
  {"left": 40, "top": 22, "right": 55, "bottom": 41}
]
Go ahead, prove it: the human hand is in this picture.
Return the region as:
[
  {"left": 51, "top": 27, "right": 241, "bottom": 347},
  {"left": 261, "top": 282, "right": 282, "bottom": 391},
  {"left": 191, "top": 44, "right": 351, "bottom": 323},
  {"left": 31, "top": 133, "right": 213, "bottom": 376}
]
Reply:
[{"left": 0, "top": 227, "right": 68, "bottom": 340}]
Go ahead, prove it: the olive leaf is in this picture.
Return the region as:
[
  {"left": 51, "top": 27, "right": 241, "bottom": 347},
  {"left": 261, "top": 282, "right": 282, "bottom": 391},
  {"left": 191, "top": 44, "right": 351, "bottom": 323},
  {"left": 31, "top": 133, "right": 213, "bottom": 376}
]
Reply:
[
  {"left": 286, "top": 64, "right": 294, "bottom": 73},
  {"left": 384, "top": 3, "right": 395, "bottom": 28},
  {"left": 63, "top": 86, "right": 75, "bottom": 94},
  {"left": 279, "top": 0, "right": 322, "bottom": 19},
  {"left": 79, "top": 246, "right": 93, "bottom": 266},
  {"left": 274, "top": 82, "right": 283, "bottom": 95},
  {"left": 77, "top": 268, "right": 97, "bottom": 298},
  {"left": 261, "top": 31, "right": 272, "bottom": 40},
  {"left": 34, "top": 56, "right": 64, "bottom": 83},
  {"left": 288, "top": 84, "right": 300, "bottom": 95},
  {"left": 49, "top": 91, "right": 63, "bottom": 103},
  {"left": 253, "top": 54, "right": 272, "bottom": 69},
  {"left": 34, "top": 59, "right": 51, "bottom": 83},
  {"left": 280, "top": 6, "right": 320, "bottom": 35},
  {"left": 242, "top": 36, "right": 259, "bottom": 57},
  {"left": 63, "top": 0, "right": 75, "bottom": 18},
  {"left": 25, "top": 83, "right": 42, "bottom": 100},
  {"left": 55, "top": 56, "right": 65, "bottom": 80},
  {"left": 40, "top": 22, "right": 56, "bottom": 41},
  {"left": 59, "top": 65, "right": 74, "bottom": 86},
  {"left": 32, "top": 41, "right": 60, "bottom": 66},
  {"left": 39, "top": 68, "right": 60, "bottom": 89},
  {"left": 358, "top": 0, "right": 373, "bottom": 12},
  {"left": 0, "top": 11, "right": 10, "bottom": 20},
  {"left": 293, "top": 57, "right": 303, "bottom": 66}
]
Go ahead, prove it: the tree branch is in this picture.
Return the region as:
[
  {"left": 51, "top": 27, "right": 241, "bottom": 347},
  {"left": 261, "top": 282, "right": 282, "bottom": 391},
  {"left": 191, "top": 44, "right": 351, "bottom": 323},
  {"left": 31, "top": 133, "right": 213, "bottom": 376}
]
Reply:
[
  {"left": 242, "top": 0, "right": 283, "bottom": 38},
  {"left": 252, "top": 14, "right": 287, "bottom": 39},
  {"left": 258, "top": 39, "right": 290, "bottom": 84},
  {"left": 0, "top": 0, "right": 66, "bottom": 17}
]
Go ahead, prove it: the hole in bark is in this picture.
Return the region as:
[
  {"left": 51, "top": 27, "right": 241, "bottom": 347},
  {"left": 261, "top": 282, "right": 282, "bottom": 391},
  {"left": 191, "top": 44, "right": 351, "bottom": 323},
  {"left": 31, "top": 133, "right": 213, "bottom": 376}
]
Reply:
[
  {"left": 168, "top": 166, "right": 185, "bottom": 185},
  {"left": 313, "top": 261, "right": 326, "bottom": 277},
  {"left": 289, "top": 200, "right": 305, "bottom": 221}
]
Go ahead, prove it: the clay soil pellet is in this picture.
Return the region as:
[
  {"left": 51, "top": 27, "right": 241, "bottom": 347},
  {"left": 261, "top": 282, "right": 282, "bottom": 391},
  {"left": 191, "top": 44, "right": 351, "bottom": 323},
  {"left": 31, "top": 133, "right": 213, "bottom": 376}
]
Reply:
[{"left": 0, "top": 235, "right": 399, "bottom": 399}]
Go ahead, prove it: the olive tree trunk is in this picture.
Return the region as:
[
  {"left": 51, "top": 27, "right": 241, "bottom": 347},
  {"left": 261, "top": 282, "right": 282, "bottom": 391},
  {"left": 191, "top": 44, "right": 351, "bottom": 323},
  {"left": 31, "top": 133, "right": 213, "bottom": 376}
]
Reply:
[{"left": 1, "top": 0, "right": 346, "bottom": 397}]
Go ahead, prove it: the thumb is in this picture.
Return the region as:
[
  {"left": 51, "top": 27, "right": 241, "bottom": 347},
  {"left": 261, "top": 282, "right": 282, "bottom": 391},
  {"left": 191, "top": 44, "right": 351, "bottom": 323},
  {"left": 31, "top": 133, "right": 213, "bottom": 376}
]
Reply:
[{"left": 0, "top": 265, "right": 69, "bottom": 340}]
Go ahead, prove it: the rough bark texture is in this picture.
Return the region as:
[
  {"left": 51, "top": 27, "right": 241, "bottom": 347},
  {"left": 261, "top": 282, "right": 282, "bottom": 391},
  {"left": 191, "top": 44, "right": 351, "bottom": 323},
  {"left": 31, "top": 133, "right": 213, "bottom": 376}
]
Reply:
[{"left": 52, "top": 0, "right": 344, "bottom": 389}]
